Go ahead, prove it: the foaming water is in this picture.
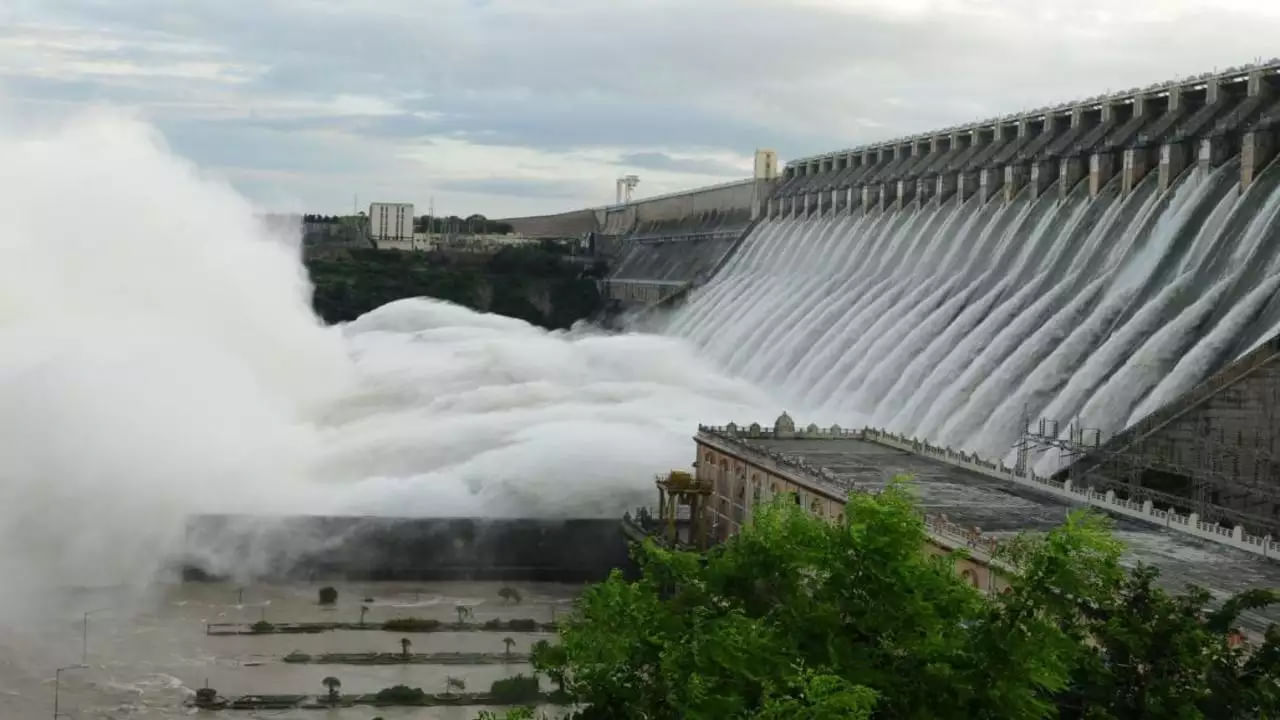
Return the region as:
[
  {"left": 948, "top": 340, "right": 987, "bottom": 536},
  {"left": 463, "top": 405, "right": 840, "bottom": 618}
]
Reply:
[{"left": 0, "top": 112, "right": 774, "bottom": 615}]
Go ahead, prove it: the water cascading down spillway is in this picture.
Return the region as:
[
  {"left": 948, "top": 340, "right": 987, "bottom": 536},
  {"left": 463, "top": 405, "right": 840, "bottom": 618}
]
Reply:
[{"left": 664, "top": 63, "right": 1280, "bottom": 472}]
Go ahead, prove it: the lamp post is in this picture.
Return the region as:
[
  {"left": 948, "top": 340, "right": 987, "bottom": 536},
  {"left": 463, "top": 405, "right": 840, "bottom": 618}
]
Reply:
[
  {"left": 53, "top": 664, "right": 86, "bottom": 718},
  {"left": 82, "top": 608, "right": 109, "bottom": 666}
]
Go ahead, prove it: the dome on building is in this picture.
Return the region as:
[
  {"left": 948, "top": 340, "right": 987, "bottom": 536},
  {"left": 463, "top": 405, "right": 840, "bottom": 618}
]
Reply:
[{"left": 774, "top": 411, "right": 795, "bottom": 437}]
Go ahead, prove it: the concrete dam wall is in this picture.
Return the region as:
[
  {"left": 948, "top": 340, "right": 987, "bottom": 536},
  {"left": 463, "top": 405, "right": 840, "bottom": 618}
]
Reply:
[
  {"left": 180, "top": 515, "right": 633, "bottom": 582},
  {"left": 663, "top": 61, "right": 1280, "bottom": 531},
  {"left": 497, "top": 179, "right": 776, "bottom": 309}
]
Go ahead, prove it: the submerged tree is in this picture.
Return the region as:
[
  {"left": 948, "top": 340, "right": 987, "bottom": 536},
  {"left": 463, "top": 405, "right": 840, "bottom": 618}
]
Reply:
[
  {"left": 498, "top": 586, "right": 523, "bottom": 604},
  {"left": 534, "top": 480, "right": 1280, "bottom": 719},
  {"left": 502, "top": 636, "right": 516, "bottom": 660},
  {"left": 359, "top": 604, "right": 369, "bottom": 626},
  {"left": 445, "top": 676, "right": 466, "bottom": 696},
  {"left": 321, "top": 676, "right": 341, "bottom": 704},
  {"left": 317, "top": 586, "right": 338, "bottom": 605},
  {"left": 399, "top": 637, "right": 411, "bottom": 659}
]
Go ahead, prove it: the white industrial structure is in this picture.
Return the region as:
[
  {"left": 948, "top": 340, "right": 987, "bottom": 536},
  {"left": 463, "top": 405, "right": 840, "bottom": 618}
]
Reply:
[
  {"left": 616, "top": 175, "right": 640, "bottom": 205},
  {"left": 368, "top": 202, "right": 414, "bottom": 245},
  {"left": 754, "top": 149, "right": 778, "bottom": 180}
]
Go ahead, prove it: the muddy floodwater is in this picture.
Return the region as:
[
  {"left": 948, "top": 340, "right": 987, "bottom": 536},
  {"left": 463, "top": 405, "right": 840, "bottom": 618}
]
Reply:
[{"left": 0, "top": 581, "right": 581, "bottom": 718}]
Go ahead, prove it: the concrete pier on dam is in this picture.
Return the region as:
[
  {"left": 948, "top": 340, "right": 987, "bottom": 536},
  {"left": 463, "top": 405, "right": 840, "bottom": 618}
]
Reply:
[{"left": 773, "top": 61, "right": 1280, "bottom": 217}]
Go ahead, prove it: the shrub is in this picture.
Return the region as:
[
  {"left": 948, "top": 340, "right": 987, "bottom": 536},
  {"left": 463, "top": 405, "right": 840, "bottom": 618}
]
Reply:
[
  {"left": 283, "top": 651, "right": 311, "bottom": 663},
  {"left": 374, "top": 684, "right": 425, "bottom": 704},
  {"left": 382, "top": 617, "right": 441, "bottom": 632},
  {"left": 489, "top": 674, "right": 541, "bottom": 703},
  {"left": 506, "top": 618, "right": 538, "bottom": 631},
  {"left": 482, "top": 618, "right": 503, "bottom": 630},
  {"left": 249, "top": 620, "right": 274, "bottom": 633},
  {"left": 318, "top": 586, "right": 338, "bottom": 605}
]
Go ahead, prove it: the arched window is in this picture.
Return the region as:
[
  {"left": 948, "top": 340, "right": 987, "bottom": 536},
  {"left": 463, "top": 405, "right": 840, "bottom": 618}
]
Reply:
[
  {"left": 751, "top": 477, "right": 762, "bottom": 505},
  {"left": 836, "top": 512, "right": 845, "bottom": 525},
  {"left": 960, "top": 568, "right": 980, "bottom": 588},
  {"left": 770, "top": 482, "right": 780, "bottom": 496},
  {"left": 810, "top": 499, "right": 822, "bottom": 516}
]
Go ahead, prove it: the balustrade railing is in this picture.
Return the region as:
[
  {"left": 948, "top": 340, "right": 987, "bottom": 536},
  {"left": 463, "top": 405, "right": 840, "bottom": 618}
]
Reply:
[{"left": 697, "top": 421, "right": 1279, "bottom": 561}]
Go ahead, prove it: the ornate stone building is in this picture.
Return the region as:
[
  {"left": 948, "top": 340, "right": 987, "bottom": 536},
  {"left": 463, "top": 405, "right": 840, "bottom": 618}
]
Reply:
[{"left": 685, "top": 413, "right": 1013, "bottom": 594}]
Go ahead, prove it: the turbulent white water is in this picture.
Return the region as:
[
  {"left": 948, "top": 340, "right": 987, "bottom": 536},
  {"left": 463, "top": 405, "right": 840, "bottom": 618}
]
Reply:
[
  {"left": 668, "top": 156, "right": 1280, "bottom": 468},
  {"left": 0, "top": 112, "right": 774, "bottom": 612}
]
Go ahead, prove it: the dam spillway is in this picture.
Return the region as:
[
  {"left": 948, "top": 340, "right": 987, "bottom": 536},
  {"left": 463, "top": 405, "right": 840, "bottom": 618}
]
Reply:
[{"left": 662, "top": 61, "right": 1280, "bottom": 527}]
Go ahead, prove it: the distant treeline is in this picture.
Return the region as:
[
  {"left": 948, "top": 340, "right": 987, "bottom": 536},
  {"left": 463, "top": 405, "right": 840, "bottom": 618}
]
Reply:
[{"left": 306, "top": 241, "right": 606, "bottom": 328}]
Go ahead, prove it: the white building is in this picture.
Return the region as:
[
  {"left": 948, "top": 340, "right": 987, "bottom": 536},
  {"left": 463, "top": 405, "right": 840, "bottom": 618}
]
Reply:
[{"left": 368, "top": 202, "right": 415, "bottom": 246}]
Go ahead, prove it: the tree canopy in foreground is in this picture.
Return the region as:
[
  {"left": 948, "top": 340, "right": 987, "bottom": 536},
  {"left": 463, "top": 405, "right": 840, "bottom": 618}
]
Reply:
[{"left": 525, "top": 479, "right": 1280, "bottom": 719}]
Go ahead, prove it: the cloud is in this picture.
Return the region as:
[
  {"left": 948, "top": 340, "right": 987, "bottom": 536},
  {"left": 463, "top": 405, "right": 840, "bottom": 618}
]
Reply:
[
  {"left": 435, "top": 177, "right": 588, "bottom": 199},
  {"left": 615, "top": 152, "right": 747, "bottom": 177},
  {"left": 4, "top": 0, "right": 1280, "bottom": 215}
]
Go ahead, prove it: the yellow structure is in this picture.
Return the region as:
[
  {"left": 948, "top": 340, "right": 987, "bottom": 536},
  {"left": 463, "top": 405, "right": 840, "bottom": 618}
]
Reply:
[{"left": 654, "top": 470, "right": 714, "bottom": 549}]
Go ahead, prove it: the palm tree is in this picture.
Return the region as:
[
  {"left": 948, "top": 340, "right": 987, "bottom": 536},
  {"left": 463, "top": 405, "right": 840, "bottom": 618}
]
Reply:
[
  {"left": 502, "top": 636, "right": 515, "bottom": 659},
  {"left": 359, "top": 605, "right": 369, "bottom": 626},
  {"left": 321, "top": 676, "right": 341, "bottom": 704},
  {"left": 444, "top": 676, "right": 466, "bottom": 696},
  {"left": 399, "top": 637, "right": 411, "bottom": 659},
  {"left": 455, "top": 604, "right": 472, "bottom": 624}
]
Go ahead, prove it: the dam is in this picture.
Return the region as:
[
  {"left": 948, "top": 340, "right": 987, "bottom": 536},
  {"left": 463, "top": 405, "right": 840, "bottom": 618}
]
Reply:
[
  {"left": 667, "top": 60, "right": 1280, "bottom": 538},
  {"left": 503, "top": 60, "right": 1280, "bottom": 541}
]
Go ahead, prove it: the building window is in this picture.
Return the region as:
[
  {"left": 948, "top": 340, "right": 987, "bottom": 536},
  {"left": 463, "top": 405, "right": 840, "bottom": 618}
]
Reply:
[
  {"left": 810, "top": 499, "right": 822, "bottom": 516},
  {"left": 960, "top": 568, "right": 980, "bottom": 588}
]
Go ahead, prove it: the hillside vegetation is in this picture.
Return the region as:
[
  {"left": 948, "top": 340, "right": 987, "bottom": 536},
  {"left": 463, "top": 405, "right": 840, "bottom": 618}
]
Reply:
[{"left": 306, "top": 244, "right": 606, "bottom": 328}]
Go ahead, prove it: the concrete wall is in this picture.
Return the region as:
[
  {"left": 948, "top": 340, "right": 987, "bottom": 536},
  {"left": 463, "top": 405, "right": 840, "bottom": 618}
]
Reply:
[
  {"left": 1079, "top": 332, "right": 1280, "bottom": 534},
  {"left": 181, "top": 515, "right": 633, "bottom": 582},
  {"left": 498, "top": 208, "right": 600, "bottom": 238}
]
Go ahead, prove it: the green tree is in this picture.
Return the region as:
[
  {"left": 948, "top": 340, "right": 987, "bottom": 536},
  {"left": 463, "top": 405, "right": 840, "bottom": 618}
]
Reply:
[
  {"left": 530, "top": 639, "right": 567, "bottom": 694},
  {"left": 318, "top": 586, "right": 338, "bottom": 605},
  {"left": 536, "top": 479, "right": 1280, "bottom": 719},
  {"left": 1052, "top": 564, "right": 1280, "bottom": 718}
]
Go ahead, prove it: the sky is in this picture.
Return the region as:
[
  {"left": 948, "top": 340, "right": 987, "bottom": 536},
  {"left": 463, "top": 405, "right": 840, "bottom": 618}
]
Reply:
[{"left": 2, "top": 0, "right": 1280, "bottom": 218}]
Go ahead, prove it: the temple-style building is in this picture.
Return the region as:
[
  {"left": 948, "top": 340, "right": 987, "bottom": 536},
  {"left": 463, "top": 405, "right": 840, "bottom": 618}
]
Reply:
[
  {"left": 673, "top": 412, "right": 1015, "bottom": 593},
  {"left": 634, "top": 413, "right": 1280, "bottom": 627}
]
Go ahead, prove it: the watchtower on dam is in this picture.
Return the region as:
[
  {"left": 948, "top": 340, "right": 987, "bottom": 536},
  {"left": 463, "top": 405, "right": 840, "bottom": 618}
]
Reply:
[{"left": 772, "top": 61, "right": 1280, "bottom": 216}]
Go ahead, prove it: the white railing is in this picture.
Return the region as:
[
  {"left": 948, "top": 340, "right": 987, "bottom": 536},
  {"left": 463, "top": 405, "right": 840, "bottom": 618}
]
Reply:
[{"left": 858, "top": 427, "right": 1274, "bottom": 560}]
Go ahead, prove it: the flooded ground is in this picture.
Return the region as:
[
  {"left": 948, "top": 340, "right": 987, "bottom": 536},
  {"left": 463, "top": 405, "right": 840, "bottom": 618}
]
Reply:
[{"left": 0, "top": 581, "right": 581, "bottom": 718}]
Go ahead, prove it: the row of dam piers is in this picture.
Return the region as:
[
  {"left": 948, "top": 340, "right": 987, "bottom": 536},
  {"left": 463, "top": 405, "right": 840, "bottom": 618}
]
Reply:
[{"left": 772, "top": 63, "right": 1280, "bottom": 217}]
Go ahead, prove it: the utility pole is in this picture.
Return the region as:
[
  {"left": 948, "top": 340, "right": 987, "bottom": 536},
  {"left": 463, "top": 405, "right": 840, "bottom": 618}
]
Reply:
[{"left": 54, "top": 664, "right": 86, "bottom": 718}]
